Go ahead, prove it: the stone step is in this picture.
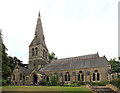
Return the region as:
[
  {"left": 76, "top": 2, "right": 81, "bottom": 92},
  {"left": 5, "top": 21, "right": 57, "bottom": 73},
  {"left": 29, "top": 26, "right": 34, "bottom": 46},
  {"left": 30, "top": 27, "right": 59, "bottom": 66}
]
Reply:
[{"left": 93, "top": 86, "right": 117, "bottom": 93}]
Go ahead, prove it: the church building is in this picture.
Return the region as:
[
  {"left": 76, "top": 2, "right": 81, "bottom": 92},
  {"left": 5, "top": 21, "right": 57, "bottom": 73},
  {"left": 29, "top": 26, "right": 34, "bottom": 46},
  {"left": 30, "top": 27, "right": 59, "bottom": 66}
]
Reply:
[{"left": 11, "top": 12, "right": 117, "bottom": 85}]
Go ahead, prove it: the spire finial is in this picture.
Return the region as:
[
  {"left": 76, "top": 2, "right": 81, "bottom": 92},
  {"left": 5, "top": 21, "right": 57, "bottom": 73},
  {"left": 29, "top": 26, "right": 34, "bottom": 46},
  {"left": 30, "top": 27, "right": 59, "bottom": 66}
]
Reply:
[{"left": 38, "top": 11, "right": 40, "bottom": 18}]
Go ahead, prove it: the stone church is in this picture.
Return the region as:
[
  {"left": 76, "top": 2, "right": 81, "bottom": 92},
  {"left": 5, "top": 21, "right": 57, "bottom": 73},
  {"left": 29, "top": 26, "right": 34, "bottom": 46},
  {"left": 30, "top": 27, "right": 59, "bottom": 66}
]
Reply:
[{"left": 11, "top": 12, "right": 117, "bottom": 85}]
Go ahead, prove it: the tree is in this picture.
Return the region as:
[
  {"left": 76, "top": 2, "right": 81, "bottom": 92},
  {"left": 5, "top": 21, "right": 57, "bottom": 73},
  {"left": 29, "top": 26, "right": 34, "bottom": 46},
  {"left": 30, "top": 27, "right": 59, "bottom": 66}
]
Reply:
[
  {"left": 109, "top": 58, "right": 120, "bottom": 73},
  {"left": 2, "top": 43, "right": 12, "bottom": 80},
  {"left": 49, "top": 74, "right": 58, "bottom": 86},
  {"left": 48, "top": 52, "right": 57, "bottom": 63}
]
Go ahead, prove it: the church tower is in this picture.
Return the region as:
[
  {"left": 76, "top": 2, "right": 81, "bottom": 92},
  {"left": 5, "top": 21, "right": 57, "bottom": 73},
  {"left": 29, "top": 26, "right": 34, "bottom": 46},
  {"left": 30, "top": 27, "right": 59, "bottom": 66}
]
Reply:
[{"left": 28, "top": 12, "right": 48, "bottom": 70}]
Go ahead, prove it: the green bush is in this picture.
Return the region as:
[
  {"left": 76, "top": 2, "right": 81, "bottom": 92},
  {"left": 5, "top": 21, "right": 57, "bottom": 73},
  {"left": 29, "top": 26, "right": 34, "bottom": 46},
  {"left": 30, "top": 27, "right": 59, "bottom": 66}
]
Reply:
[
  {"left": 89, "top": 82, "right": 107, "bottom": 86},
  {"left": 39, "top": 80, "right": 48, "bottom": 86},
  {"left": 2, "top": 79, "right": 7, "bottom": 86},
  {"left": 109, "top": 79, "right": 120, "bottom": 89},
  {"left": 71, "top": 83, "right": 78, "bottom": 87}
]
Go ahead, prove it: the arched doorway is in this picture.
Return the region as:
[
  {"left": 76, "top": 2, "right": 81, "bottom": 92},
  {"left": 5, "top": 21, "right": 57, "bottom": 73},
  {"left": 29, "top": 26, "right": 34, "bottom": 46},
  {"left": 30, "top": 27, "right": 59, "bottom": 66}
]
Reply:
[{"left": 33, "top": 74, "right": 37, "bottom": 85}]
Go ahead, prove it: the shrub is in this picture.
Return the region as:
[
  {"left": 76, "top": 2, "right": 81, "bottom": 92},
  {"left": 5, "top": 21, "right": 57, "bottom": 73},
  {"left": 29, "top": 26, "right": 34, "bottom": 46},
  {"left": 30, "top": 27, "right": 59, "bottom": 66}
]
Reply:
[
  {"left": 39, "top": 80, "right": 48, "bottom": 86},
  {"left": 89, "top": 82, "right": 107, "bottom": 86},
  {"left": 2, "top": 79, "right": 7, "bottom": 86},
  {"left": 71, "top": 83, "right": 78, "bottom": 87},
  {"left": 109, "top": 79, "right": 120, "bottom": 89}
]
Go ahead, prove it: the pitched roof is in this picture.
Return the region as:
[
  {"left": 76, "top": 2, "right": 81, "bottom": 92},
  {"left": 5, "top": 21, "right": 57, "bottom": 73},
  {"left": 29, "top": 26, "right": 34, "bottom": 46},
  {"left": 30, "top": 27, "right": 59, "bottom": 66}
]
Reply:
[
  {"left": 40, "top": 54, "right": 110, "bottom": 72},
  {"left": 52, "top": 53, "right": 99, "bottom": 63},
  {"left": 19, "top": 66, "right": 32, "bottom": 75}
]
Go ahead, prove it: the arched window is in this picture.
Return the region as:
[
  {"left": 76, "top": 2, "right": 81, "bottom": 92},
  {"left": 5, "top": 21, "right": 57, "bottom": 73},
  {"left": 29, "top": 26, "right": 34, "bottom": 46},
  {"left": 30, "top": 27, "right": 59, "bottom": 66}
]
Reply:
[
  {"left": 13, "top": 74, "right": 15, "bottom": 80},
  {"left": 32, "top": 48, "right": 34, "bottom": 56},
  {"left": 35, "top": 48, "right": 38, "bottom": 56},
  {"left": 65, "top": 72, "right": 70, "bottom": 81},
  {"left": 78, "top": 71, "right": 84, "bottom": 81},
  {"left": 93, "top": 71, "right": 100, "bottom": 81},
  {"left": 20, "top": 73, "right": 22, "bottom": 80}
]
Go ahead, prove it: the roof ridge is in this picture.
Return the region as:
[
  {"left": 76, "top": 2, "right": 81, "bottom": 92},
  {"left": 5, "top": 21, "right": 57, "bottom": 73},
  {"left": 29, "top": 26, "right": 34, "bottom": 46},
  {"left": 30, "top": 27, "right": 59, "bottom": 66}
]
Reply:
[
  {"left": 53, "top": 53, "right": 99, "bottom": 62},
  {"left": 51, "top": 57, "right": 104, "bottom": 64}
]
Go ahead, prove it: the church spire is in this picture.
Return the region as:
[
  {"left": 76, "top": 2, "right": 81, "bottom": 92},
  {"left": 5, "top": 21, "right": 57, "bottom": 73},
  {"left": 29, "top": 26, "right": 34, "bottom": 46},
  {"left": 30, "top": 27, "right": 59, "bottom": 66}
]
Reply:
[{"left": 29, "top": 12, "right": 47, "bottom": 50}]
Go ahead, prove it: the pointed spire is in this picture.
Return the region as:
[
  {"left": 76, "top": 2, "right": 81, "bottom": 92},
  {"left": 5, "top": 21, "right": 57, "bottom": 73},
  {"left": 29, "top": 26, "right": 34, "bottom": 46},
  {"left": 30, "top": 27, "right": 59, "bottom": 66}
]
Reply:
[{"left": 38, "top": 11, "right": 40, "bottom": 18}]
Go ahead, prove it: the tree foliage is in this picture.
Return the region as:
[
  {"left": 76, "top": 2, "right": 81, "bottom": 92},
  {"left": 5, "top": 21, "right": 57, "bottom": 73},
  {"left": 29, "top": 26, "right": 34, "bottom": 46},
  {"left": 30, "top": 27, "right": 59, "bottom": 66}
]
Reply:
[
  {"left": 48, "top": 52, "right": 57, "bottom": 63},
  {"left": 2, "top": 44, "right": 12, "bottom": 80},
  {"left": 109, "top": 58, "right": 120, "bottom": 73}
]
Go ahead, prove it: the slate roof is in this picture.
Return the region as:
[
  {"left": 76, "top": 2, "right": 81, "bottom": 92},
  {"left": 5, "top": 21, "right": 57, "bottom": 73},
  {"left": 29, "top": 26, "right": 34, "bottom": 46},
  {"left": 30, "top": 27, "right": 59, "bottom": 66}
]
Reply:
[
  {"left": 40, "top": 53, "right": 110, "bottom": 72},
  {"left": 19, "top": 66, "right": 32, "bottom": 75}
]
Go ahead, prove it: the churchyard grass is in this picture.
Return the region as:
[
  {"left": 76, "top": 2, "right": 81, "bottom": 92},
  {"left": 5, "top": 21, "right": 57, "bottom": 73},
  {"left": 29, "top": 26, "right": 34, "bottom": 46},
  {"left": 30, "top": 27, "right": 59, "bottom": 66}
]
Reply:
[{"left": 2, "top": 86, "right": 92, "bottom": 92}]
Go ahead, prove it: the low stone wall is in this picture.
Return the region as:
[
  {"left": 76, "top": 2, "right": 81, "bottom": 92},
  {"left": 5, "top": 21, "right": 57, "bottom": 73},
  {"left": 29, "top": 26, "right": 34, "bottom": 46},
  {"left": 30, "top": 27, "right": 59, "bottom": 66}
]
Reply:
[{"left": 106, "top": 84, "right": 119, "bottom": 91}]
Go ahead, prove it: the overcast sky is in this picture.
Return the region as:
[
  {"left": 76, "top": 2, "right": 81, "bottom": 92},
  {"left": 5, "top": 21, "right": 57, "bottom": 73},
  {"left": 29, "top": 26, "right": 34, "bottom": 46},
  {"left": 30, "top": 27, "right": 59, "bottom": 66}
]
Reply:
[{"left": 0, "top": 0, "right": 118, "bottom": 64}]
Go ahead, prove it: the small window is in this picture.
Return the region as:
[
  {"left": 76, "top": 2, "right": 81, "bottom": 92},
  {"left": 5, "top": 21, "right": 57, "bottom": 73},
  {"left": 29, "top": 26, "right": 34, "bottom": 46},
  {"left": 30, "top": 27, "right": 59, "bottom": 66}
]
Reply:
[
  {"left": 35, "top": 48, "right": 38, "bottom": 56},
  {"left": 32, "top": 48, "right": 34, "bottom": 56}
]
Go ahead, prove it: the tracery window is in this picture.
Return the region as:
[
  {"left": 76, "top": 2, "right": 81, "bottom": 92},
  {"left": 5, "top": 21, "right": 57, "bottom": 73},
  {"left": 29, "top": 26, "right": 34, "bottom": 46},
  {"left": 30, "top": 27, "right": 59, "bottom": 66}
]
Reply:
[
  {"left": 78, "top": 71, "right": 84, "bottom": 81},
  {"left": 93, "top": 70, "right": 100, "bottom": 81},
  {"left": 65, "top": 72, "right": 70, "bottom": 81}
]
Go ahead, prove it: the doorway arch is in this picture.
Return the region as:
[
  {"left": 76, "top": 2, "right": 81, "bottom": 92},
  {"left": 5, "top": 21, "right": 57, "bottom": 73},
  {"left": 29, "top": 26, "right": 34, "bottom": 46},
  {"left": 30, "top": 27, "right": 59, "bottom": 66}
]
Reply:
[{"left": 33, "top": 74, "right": 37, "bottom": 85}]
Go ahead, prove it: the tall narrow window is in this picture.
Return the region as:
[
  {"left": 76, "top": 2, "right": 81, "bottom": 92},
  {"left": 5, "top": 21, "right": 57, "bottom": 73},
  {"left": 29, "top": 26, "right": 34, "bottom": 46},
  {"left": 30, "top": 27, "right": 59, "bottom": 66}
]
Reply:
[
  {"left": 35, "top": 48, "right": 38, "bottom": 56},
  {"left": 82, "top": 74, "right": 84, "bottom": 81},
  {"left": 32, "top": 48, "right": 34, "bottom": 56},
  {"left": 93, "top": 73, "right": 95, "bottom": 81},
  {"left": 65, "top": 75, "right": 67, "bottom": 81},
  {"left": 20, "top": 73, "right": 22, "bottom": 80},
  {"left": 97, "top": 73, "right": 100, "bottom": 81},
  {"left": 68, "top": 74, "right": 70, "bottom": 81},
  {"left": 78, "top": 74, "right": 80, "bottom": 81}
]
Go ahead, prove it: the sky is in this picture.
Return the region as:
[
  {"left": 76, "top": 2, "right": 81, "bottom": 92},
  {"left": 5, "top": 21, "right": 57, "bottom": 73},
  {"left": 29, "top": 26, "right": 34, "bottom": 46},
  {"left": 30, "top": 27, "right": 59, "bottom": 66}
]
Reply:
[{"left": 0, "top": 0, "right": 119, "bottom": 64}]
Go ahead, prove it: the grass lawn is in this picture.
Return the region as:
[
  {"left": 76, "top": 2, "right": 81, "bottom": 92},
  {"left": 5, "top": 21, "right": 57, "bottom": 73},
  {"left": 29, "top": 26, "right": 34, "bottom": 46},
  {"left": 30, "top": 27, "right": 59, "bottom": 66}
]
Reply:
[{"left": 2, "top": 86, "right": 92, "bottom": 92}]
